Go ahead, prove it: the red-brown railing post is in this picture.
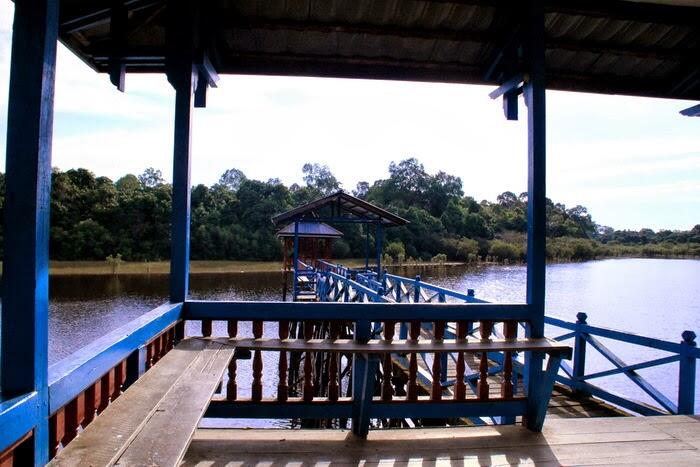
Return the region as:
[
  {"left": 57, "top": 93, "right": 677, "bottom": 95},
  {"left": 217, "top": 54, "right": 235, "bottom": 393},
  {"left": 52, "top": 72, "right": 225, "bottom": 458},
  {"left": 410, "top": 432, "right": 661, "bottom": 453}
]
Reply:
[
  {"left": 477, "top": 320, "right": 493, "bottom": 400},
  {"left": 382, "top": 320, "right": 395, "bottom": 401},
  {"left": 431, "top": 321, "right": 445, "bottom": 400},
  {"left": 278, "top": 320, "right": 289, "bottom": 402},
  {"left": 407, "top": 320, "right": 420, "bottom": 401},
  {"left": 455, "top": 321, "right": 468, "bottom": 400},
  {"left": 252, "top": 320, "right": 264, "bottom": 401},
  {"left": 226, "top": 320, "right": 238, "bottom": 401},
  {"left": 502, "top": 321, "right": 517, "bottom": 399}
]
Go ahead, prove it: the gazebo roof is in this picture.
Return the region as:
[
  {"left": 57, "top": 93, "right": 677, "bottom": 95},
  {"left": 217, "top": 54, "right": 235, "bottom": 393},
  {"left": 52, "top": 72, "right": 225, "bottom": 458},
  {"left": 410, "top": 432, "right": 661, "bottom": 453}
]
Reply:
[
  {"left": 276, "top": 222, "right": 344, "bottom": 239},
  {"left": 272, "top": 191, "right": 409, "bottom": 227},
  {"left": 57, "top": 0, "right": 700, "bottom": 100}
]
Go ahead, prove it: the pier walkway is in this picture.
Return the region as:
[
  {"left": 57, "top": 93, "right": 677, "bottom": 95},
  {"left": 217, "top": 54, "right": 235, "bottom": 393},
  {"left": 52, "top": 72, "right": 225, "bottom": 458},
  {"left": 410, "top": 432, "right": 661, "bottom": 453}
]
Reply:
[{"left": 184, "top": 415, "right": 700, "bottom": 466}]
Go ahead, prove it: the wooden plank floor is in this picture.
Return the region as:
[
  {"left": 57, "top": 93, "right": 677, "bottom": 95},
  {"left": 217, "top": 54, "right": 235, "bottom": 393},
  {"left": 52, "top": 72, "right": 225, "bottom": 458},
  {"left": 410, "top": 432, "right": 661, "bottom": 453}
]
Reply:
[{"left": 183, "top": 415, "right": 700, "bottom": 466}]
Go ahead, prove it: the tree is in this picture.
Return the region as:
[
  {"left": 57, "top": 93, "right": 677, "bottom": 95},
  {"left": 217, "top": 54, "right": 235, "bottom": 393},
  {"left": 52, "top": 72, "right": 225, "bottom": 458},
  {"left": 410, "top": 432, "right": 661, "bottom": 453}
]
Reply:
[
  {"left": 218, "top": 168, "right": 246, "bottom": 191},
  {"left": 302, "top": 163, "right": 340, "bottom": 195},
  {"left": 353, "top": 181, "right": 370, "bottom": 199},
  {"left": 138, "top": 167, "right": 165, "bottom": 188}
]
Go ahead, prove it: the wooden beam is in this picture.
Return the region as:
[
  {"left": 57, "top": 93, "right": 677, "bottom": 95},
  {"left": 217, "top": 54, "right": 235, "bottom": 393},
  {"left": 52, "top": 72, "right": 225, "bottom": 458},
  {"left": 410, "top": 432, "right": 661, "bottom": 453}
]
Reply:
[
  {"left": 1, "top": 0, "right": 58, "bottom": 463},
  {"left": 59, "top": 0, "right": 162, "bottom": 34}
]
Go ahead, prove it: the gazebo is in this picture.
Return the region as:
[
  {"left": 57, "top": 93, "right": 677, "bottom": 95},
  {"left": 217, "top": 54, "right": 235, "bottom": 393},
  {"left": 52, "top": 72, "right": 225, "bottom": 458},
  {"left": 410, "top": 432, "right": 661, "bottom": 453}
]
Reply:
[
  {"left": 272, "top": 191, "right": 409, "bottom": 301},
  {"left": 276, "top": 221, "right": 343, "bottom": 301}
]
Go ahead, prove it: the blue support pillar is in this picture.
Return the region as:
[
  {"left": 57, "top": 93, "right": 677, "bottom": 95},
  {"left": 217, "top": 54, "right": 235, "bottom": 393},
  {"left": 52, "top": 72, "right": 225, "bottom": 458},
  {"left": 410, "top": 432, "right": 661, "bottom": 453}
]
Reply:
[
  {"left": 168, "top": 72, "right": 194, "bottom": 303},
  {"left": 523, "top": 0, "right": 548, "bottom": 431},
  {"left": 375, "top": 223, "right": 383, "bottom": 275},
  {"left": 166, "top": 0, "right": 197, "bottom": 304},
  {"left": 1, "top": 1, "right": 58, "bottom": 463},
  {"left": 292, "top": 221, "right": 300, "bottom": 300},
  {"left": 364, "top": 224, "right": 370, "bottom": 272}
]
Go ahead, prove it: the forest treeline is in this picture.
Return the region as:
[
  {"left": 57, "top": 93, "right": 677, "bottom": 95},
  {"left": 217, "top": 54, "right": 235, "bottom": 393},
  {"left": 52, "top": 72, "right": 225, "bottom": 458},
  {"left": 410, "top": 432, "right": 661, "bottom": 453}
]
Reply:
[{"left": 0, "top": 158, "right": 697, "bottom": 263}]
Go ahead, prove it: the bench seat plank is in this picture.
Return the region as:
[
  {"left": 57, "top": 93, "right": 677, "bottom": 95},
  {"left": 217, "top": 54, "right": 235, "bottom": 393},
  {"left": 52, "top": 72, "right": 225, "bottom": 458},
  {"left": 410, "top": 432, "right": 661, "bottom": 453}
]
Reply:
[
  {"left": 217, "top": 337, "right": 571, "bottom": 357},
  {"left": 115, "top": 341, "right": 233, "bottom": 467},
  {"left": 49, "top": 338, "right": 210, "bottom": 467}
]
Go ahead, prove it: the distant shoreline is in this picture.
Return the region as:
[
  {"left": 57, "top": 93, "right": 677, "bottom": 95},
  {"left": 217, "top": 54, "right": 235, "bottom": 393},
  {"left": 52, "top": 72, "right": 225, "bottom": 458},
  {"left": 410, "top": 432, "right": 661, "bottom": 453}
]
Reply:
[{"left": 0, "top": 257, "right": 695, "bottom": 276}]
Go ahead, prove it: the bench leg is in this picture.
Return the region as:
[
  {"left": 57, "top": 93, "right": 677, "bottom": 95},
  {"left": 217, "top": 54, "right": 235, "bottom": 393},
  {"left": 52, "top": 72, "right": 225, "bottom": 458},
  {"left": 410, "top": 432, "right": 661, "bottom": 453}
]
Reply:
[
  {"left": 526, "top": 352, "right": 562, "bottom": 431},
  {"left": 352, "top": 354, "right": 378, "bottom": 438}
]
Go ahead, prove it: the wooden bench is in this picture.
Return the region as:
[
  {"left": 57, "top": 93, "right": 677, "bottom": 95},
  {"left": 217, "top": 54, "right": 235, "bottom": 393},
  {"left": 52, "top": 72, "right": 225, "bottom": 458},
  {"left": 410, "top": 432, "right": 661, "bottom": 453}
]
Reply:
[
  {"left": 49, "top": 338, "right": 233, "bottom": 467},
  {"left": 224, "top": 335, "right": 572, "bottom": 435}
]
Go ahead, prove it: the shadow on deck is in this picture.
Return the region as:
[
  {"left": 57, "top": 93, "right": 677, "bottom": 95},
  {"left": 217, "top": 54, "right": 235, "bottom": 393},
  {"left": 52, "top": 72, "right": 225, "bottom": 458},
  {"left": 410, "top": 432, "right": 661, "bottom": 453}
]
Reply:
[{"left": 184, "top": 415, "right": 700, "bottom": 466}]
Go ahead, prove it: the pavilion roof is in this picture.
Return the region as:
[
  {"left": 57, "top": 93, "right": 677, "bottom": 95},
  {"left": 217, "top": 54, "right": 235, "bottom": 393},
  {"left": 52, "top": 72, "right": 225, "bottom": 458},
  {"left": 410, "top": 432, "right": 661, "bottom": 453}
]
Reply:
[
  {"left": 276, "top": 222, "right": 344, "bottom": 239},
  {"left": 272, "top": 191, "right": 409, "bottom": 227},
  {"left": 57, "top": 0, "right": 700, "bottom": 100}
]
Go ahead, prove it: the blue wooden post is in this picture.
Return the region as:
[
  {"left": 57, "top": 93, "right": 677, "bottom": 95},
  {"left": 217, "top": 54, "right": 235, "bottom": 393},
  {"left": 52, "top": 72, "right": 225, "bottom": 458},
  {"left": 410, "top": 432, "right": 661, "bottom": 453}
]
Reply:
[
  {"left": 292, "top": 221, "right": 300, "bottom": 300},
  {"left": 166, "top": 14, "right": 195, "bottom": 303},
  {"left": 678, "top": 330, "right": 697, "bottom": 414},
  {"left": 375, "top": 223, "right": 383, "bottom": 273},
  {"left": 364, "top": 223, "right": 370, "bottom": 271},
  {"left": 413, "top": 275, "right": 421, "bottom": 303},
  {"left": 523, "top": 0, "right": 548, "bottom": 432},
  {"left": 352, "top": 319, "right": 376, "bottom": 437},
  {"left": 1, "top": 1, "right": 57, "bottom": 463},
  {"left": 573, "top": 312, "right": 590, "bottom": 397}
]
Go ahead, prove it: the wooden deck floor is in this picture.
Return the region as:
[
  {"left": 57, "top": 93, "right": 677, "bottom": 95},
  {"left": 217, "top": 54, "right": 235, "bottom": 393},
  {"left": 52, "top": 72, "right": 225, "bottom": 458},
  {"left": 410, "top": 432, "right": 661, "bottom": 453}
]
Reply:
[{"left": 183, "top": 415, "right": 700, "bottom": 466}]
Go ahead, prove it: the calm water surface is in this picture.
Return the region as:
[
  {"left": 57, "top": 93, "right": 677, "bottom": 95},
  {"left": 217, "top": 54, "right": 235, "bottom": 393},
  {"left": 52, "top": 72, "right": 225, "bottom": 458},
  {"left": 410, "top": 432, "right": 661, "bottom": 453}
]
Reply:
[{"left": 45, "top": 258, "right": 700, "bottom": 412}]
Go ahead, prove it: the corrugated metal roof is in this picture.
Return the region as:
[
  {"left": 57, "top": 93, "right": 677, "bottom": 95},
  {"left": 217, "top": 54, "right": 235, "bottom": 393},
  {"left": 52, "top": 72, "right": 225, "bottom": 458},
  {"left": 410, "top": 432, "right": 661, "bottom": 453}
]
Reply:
[
  {"left": 276, "top": 222, "right": 344, "bottom": 238},
  {"left": 57, "top": 1, "right": 700, "bottom": 100}
]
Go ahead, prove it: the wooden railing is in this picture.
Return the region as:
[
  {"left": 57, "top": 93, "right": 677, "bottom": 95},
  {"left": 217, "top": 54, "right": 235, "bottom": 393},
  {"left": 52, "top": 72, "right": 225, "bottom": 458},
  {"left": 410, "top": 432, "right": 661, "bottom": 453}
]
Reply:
[
  {"left": 185, "top": 300, "right": 568, "bottom": 431},
  {"left": 44, "top": 303, "right": 183, "bottom": 459},
  {"left": 349, "top": 268, "right": 700, "bottom": 417}
]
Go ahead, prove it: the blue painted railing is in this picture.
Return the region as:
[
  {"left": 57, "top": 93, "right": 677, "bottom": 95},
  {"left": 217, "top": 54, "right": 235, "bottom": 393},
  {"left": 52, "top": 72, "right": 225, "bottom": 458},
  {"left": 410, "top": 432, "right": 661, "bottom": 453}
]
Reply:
[{"left": 349, "top": 268, "right": 699, "bottom": 417}]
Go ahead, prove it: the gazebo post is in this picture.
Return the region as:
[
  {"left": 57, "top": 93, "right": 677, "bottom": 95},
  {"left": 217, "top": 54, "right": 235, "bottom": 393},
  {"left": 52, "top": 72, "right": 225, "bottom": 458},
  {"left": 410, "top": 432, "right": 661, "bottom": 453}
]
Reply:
[
  {"left": 375, "top": 222, "right": 383, "bottom": 276},
  {"left": 364, "top": 224, "right": 370, "bottom": 272},
  {"left": 292, "top": 221, "right": 300, "bottom": 300},
  {"left": 524, "top": 0, "right": 548, "bottom": 431},
  {"left": 1, "top": 0, "right": 58, "bottom": 463}
]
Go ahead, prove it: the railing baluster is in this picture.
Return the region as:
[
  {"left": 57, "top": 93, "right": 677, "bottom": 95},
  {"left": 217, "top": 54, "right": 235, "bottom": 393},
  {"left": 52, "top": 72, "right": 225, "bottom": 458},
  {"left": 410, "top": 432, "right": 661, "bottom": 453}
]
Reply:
[
  {"left": 98, "top": 369, "right": 115, "bottom": 413},
  {"left": 63, "top": 393, "right": 84, "bottom": 445},
  {"left": 83, "top": 381, "right": 99, "bottom": 426},
  {"left": 455, "top": 320, "right": 468, "bottom": 400},
  {"left": 407, "top": 320, "right": 420, "bottom": 401},
  {"left": 303, "top": 321, "right": 315, "bottom": 402},
  {"left": 382, "top": 320, "right": 395, "bottom": 401},
  {"left": 252, "top": 320, "right": 264, "bottom": 401},
  {"left": 431, "top": 320, "right": 445, "bottom": 400},
  {"left": 113, "top": 360, "right": 127, "bottom": 400},
  {"left": 502, "top": 321, "right": 517, "bottom": 399},
  {"left": 202, "top": 319, "right": 213, "bottom": 337},
  {"left": 278, "top": 320, "right": 289, "bottom": 402},
  {"left": 49, "top": 408, "right": 65, "bottom": 458},
  {"left": 679, "top": 330, "right": 697, "bottom": 414},
  {"left": 328, "top": 321, "right": 340, "bottom": 402},
  {"left": 227, "top": 319, "right": 238, "bottom": 401},
  {"left": 478, "top": 320, "right": 493, "bottom": 400}
]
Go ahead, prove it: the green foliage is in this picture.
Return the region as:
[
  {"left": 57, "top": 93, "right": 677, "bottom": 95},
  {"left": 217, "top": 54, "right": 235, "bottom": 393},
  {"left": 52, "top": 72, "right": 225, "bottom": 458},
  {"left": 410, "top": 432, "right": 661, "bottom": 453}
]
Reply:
[
  {"left": 0, "top": 158, "right": 696, "bottom": 263},
  {"left": 431, "top": 253, "right": 448, "bottom": 263},
  {"left": 488, "top": 240, "right": 522, "bottom": 262},
  {"left": 385, "top": 241, "right": 406, "bottom": 261},
  {"left": 105, "top": 253, "right": 124, "bottom": 274}
]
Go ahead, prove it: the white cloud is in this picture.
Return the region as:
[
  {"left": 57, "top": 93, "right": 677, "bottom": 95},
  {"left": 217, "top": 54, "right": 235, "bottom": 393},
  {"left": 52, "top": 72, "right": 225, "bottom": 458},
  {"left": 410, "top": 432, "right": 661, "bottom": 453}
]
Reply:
[{"left": 0, "top": 1, "right": 698, "bottom": 230}]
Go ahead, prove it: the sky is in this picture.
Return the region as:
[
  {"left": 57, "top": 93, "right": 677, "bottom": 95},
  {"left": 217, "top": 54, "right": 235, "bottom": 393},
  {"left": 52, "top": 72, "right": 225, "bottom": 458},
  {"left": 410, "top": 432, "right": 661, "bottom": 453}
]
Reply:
[{"left": 0, "top": 2, "right": 698, "bottom": 231}]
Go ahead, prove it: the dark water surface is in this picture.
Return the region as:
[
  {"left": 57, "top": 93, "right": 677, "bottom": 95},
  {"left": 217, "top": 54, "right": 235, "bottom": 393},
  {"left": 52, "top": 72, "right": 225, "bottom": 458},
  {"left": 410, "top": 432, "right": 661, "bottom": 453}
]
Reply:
[{"left": 45, "top": 258, "right": 700, "bottom": 412}]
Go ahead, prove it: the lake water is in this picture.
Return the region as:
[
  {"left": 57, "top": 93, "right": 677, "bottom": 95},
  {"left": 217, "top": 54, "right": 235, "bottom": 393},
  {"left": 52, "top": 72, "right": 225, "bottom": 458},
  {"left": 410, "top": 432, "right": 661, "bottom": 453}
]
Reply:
[{"left": 45, "top": 258, "right": 700, "bottom": 413}]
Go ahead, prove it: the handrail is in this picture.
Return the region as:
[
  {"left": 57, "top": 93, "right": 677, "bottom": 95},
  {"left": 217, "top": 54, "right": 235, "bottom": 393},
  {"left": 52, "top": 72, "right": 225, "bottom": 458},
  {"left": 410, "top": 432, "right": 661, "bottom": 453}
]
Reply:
[
  {"left": 359, "top": 270, "right": 699, "bottom": 417},
  {"left": 48, "top": 302, "right": 183, "bottom": 413}
]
